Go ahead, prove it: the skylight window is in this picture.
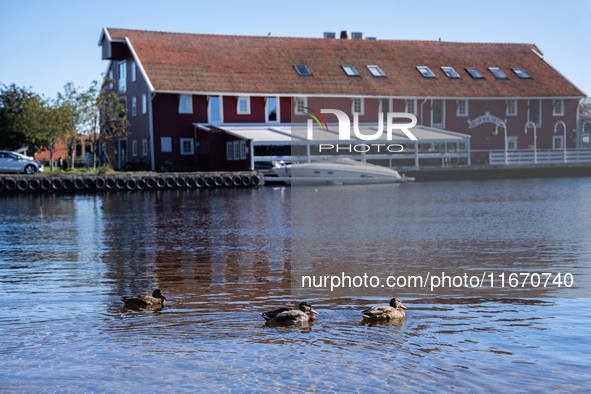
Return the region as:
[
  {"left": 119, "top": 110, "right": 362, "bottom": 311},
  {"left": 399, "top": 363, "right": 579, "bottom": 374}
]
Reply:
[
  {"left": 512, "top": 68, "right": 531, "bottom": 79},
  {"left": 466, "top": 68, "right": 485, "bottom": 79},
  {"left": 367, "top": 65, "right": 386, "bottom": 77},
  {"left": 417, "top": 66, "right": 436, "bottom": 78},
  {"left": 441, "top": 67, "right": 460, "bottom": 79},
  {"left": 489, "top": 67, "right": 508, "bottom": 79},
  {"left": 341, "top": 65, "right": 359, "bottom": 76},
  {"left": 294, "top": 65, "right": 312, "bottom": 76}
]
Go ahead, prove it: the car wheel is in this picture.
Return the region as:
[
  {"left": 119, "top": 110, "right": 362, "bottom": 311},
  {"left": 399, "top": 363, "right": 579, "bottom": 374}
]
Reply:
[{"left": 24, "top": 164, "right": 36, "bottom": 175}]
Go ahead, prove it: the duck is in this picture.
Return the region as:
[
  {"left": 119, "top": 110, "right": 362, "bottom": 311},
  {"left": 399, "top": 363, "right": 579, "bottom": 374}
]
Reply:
[
  {"left": 360, "top": 298, "right": 407, "bottom": 320},
  {"left": 261, "top": 302, "right": 319, "bottom": 323},
  {"left": 121, "top": 289, "right": 167, "bottom": 307}
]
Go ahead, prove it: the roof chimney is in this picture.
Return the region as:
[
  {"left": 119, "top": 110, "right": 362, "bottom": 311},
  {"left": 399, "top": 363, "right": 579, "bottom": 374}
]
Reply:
[
  {"left": 324, "top": 32, "right": 335, "bottom": 39},
  {"left": 351, "top": 32, "right": 363, "bottom": 40},
  {"left": 340, "top": 30, "right": 350, "bottom": 39}
]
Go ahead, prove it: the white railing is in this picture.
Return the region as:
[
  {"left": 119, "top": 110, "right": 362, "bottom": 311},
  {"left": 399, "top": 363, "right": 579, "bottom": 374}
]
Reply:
[{"left": 489, "top": 149, "right": 591, "bottom": 165}]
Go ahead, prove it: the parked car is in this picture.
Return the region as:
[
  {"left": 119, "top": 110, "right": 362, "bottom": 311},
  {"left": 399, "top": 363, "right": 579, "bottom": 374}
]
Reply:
[{"left": 0, "top": 150, "right": 44, "bottom": 174}]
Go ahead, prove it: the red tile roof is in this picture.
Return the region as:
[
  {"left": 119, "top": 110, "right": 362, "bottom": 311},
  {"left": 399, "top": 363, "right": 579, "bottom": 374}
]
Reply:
[{"left": 106, "top": 28, "right": 585, "bottom": 98}]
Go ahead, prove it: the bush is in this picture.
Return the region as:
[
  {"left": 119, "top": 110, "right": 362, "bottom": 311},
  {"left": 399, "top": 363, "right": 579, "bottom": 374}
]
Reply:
[{"left": 97, "top": 164, "right": 113, "bottom": 176}]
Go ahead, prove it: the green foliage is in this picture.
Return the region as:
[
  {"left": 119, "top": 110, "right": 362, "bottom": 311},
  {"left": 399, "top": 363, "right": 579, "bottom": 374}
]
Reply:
[
  {"left": 51, "top": 168, "right": 65, "bottom": 176},
  {"left": 97, "top": 164, "right": 113, "bottom": 176},
  {"left": 0, "top": 84, "right": 45, "bottom": 151}
]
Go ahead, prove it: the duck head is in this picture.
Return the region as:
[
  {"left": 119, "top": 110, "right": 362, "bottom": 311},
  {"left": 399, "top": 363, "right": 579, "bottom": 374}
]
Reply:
[
  {"left": 390, "top": 298, "right": 407, "bottom": 310},
  {"left": 298, "top": 302, "right": 319, "bottom": 315},
  {"left": 152, "top": 289, "right": 167, "bottom": 301}
]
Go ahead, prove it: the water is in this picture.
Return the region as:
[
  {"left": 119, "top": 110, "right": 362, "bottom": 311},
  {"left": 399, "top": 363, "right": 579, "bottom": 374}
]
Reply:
[{"left": 1, "top": 180, "right": 590, "bottom": 392}]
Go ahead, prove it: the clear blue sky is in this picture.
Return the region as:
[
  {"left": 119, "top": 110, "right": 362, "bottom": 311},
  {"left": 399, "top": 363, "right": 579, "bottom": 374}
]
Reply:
[{"left": 1, "top": 0, "right": 589, "bottom": 99}]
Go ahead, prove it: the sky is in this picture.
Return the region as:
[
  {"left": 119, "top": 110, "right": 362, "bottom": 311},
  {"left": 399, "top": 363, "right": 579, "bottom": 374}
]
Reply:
[{"left": 1, "top": 0, "right": 590, "bottom": 99}]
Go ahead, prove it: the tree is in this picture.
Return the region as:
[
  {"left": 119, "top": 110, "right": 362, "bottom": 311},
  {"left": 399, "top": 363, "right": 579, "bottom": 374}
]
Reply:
[
  {"left": 0, "top": 84, "right": 45, "bottom": 151},
  {"left": 36, "top": 102, "right": 71, "bottom": 171},
  {"left": 97, "top": 78, "right": 129, "bottom": 168}
]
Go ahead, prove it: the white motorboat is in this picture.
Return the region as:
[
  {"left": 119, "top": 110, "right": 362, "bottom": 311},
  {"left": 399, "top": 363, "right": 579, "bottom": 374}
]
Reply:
[{"left": 271, "top": 158, "right": 414, "bottom": 185}]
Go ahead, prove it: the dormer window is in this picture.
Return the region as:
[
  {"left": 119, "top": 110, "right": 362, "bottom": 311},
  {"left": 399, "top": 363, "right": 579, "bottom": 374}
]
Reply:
[
  {"left": 417, "top": 66, "right": 436, "bottom": 78},
  {"left": 441, "top": 67, "right": 460, "bottom": 79},
  {"left": 489, "top": 67, "right": 508, "bottom": 79},
  {"left": 342, "top": 65, "right": 359, "bottom": 77},
  {"left": 512, "top": 68, "right": 531, "bottom": 79},
  {"left": 466, "top": 68, "right": 484, "bottom": 79},
  {"left": 294, "top": 65, "right": 312, "bottom": 76},
  {"left": 367, "top": 65, "right": 386, "bottom": 77}
]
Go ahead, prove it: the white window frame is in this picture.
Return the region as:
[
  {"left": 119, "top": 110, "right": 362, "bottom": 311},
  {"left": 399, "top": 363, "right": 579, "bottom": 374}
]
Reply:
[
  {"left": 417, "top": 66, "right": 436, "bottom": 78},
  {"left": 161, "top": 137, "right": 172, "bottom": 153},
  {"left": 507, "top": 136, "right": 518, "bottom": 150},
  {"left": 180, "top": 138, "right": 194, "bottom": 155},
  {"left": 553, "top": 99, "right": 564, "bottom": 116},
  {"left": 237, "top": 96, "right": 250, "bottom": 115},
  {"left": 118, "top": 61, "right": 126, "bottom": 93},
  {"left": 367, "top": 65, "right": 386, "bottom": 77},
  {"left": 380, "top": 98, "right": 391, "bottom": 114},
  {"left": 456, "top": 99, "right": 468, "bottom": 117},
  {"left": 142, "top": 139, "right": 148, "bottom": 156},
  {"left": 431, "top": 99, "right": 445, "bottom": 128},
  {"left": 553, "top": 135, "right": 563, "bottom": 150},
  {"left": 266, "top": 96, "right": 280, "bottom": 123},
  {"left": 441, "top": 67, "right": 460, "bottom": 79},
  {"left": 233, "top": 141, "right": 240, "bottom": 160},
  {"left": 528, "top": 99, "right": 542, "bottom": 128},
  {"left": 295, "top": 97, "right": 307, "bottom": 115},
  {"left": 131, "top": 96, "right": 137, "bottom": 116},
  {"left": 406, "top": 99, "right": 417, "bottom": 115},
  {"left": 132, "top": 140, "right": 137, "bottom": 156},
  {"left": 341, "top": 65, "right": 359, "bottom": 76},
  {"left": 108, "top": 70, "right": 113, "bottom": 89},
  {"left": 179, "top": 95, "right": 192, "bottom": 114},
  {"left": 506, "top": 99, "right": 518, "bottom": 116},
  {"left": 488, "top": 67, "right": 508, "bottom": 79},
  {"left": 131, "top": 61, "right": 136, "bottom": 82},
  {"left": 208, "top": 95, "right": 223, "bottom": 123},
  {"left": 240, "top": 140, "right": 247, "bottom": 160},
  {"left": 352, "top": 98, "right": 364, "bottom": 115},
  {"left": 226, "top": 142, "right": 233, "bottom": 160},
  {"left": 141, "top": 94, "right": 147, "bottom": 114}
]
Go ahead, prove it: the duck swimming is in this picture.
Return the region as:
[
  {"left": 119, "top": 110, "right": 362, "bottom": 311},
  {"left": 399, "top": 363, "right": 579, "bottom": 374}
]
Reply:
[
  {"left": 261, "top": 302, "right": 319, "bottom": 323},
  {"left": 121, "top": 289, "right": 167, "bottom": 307},
  {"left": 360, "top": 298, "right": 407, "bottom": 320}
]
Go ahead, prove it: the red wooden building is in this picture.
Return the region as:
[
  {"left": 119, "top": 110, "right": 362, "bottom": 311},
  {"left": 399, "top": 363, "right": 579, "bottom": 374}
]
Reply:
[{"left": 98, "top": 28, "right": 586, "bottom": 171}]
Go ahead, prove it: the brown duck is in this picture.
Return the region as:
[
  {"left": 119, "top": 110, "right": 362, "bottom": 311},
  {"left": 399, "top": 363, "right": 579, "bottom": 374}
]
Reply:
[
  {"left": 121, "top": 289, "right": 167, "bottom": 307},
  {"left": 261, "top": 302, "right": 319, "bottom": 323},
  {"left": 360, "top": 298, "right": 407, "bottom": 320}
]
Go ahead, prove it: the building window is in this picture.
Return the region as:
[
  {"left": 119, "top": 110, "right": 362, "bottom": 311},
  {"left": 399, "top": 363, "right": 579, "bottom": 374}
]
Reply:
[
  {"left": 267, "top": 97, "right": 279, "bottom": 122},
  {"left": 367, "top": 65, "right": 386, "bottom": 77},
  {"left": 457, "top": 100, "right": 468, "bottom": 117},
  {"left": 132, "top": 140, "right": 137, "bottom": 156},
  {"left": 342, "top": 65, "right": 359, "bottom": 77},
  {"left": 441, "top": 67, "right": 460, "bottom": 79},
  {"left": 208, "top": 96, "right": 222, "bottom": 122},
  {"left": 240, "top": 140, "right": 247, "bottom": 160},
  {"left": 237, "top": 96, "right": 250, "bottom": 114},
  {"left": 226, "top": 142, "right": 233, "bottom": 160},
  {"left": 142, "top": 139, "right": 148, "bottom": 156},
  {"left": 118, "top": 61, "right": 126, "bottom": 93},
  {"left": 108, "top": 70, "right": 113, "bottom": 89},
  {"left": 161, "top": 137, "right": 172, "bottom": 152},
  {"left": 131, "top": 61, "right": 136, "bottom": 82},
  {"left": 417, "top": 66, "right": 436, "bottom": 78},
  {"left": 528, "top": 99, "right": 541, "bottom": 127},
  {"left": 179, "top": 95, "right": 192, "bottom": 114},
  {"left": 512, "top": 68, "right": 531, "bottom": 79},
  {"left": 180, "top": 138, "right": 194, "bottom": 155},
  {"left": 432, "top": 99, "right": 445, "bottom": 128},
  {"left": 380, "top": 99, "right": 391, "bottom": 113},
  {"left": 294, "top": 65, "right": 312, "bottom": 76},
  {"left": 233, "top": 141, "right": 240, "bottom": 160},
  {"left": 142, "top": 94, "right": 147, "bottom": 114},
  {"left": 507, "top": 136, "right": 518, "bottom": 150},
  {"left": 406, "top": 99, "right": 417, "bottom": 115},
  {"left": 352, "top": 98, "right": 364, "bottom": 115},
  {"left": 553, "top": 99, "right": 564, "bottom": 116},
  {"left": 132, "top": 96, "right": 137, "bottom": 116},
  {"left": 466, "top": 68, "right": 484, "bottom": 79},
  {"left": 489, "top": 67, "right": 508, "bottom": 79},
  {"left": 295, "top": 97, "right": 307, "bottom": 115},
  {"left": 553, "top": 135, "right": 563, "bottom": 149},
  {"left": 506, "top": 99, "right": 517, "bottom": 116}
]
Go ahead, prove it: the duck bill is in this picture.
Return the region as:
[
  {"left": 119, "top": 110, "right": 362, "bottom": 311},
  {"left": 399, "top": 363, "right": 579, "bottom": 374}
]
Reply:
[
  {"left": 400, "top": 305, "right": 407, "bottom": 309},
  {"left": 311, "top": 309, "right": 319, "bottom": 314}
]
